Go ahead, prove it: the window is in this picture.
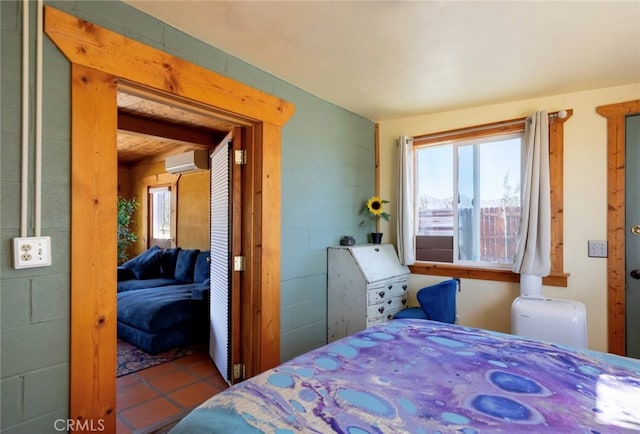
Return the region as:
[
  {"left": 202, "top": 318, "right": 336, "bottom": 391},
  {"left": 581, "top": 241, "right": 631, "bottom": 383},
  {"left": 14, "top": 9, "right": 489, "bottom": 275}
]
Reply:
[
  {"left": 148, "top": 185, "right": 173, "bottom": 247},
  {"left": 405, "top": 112, "right": 571, "bottom": 287},
  {"left": 415, "top": 131, "right": 523, "bottom": 267}
]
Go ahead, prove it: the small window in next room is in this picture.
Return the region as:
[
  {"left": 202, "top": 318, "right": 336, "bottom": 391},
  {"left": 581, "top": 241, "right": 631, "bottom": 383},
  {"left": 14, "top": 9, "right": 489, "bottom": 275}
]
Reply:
[
  {"left": 148, "top": 185, "right": 173, "bottom": 248},
  {"left": 408, "top": 112, "right": 570, "bottom": 287}
]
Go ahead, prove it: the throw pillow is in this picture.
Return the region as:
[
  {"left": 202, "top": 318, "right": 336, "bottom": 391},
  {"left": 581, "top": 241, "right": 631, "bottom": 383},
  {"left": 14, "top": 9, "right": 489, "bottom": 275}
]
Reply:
[
  {"left": 417, "top": 279, "right": 458, "bottom": 324},
  {"left": 193, "top": 251, "right": 210, "bottom": 283},
  {"left": 160, "top": 248, "right": 182, "bottom": 278},
  {"left": 174, "top": 249, "right": 200, "bottom": 283},
  {"left": 121, "top": 245, "right": 163, "bottom": 280}
]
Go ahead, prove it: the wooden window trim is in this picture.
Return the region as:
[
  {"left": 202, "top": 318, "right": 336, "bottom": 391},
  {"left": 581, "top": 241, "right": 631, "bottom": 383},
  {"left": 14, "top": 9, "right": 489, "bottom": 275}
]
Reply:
[
  {"left": 146, "top": 182, "right": 177, "bottom": 248},
  {"left": 409, "top": 110, "right": 572, "bottom": 287}
]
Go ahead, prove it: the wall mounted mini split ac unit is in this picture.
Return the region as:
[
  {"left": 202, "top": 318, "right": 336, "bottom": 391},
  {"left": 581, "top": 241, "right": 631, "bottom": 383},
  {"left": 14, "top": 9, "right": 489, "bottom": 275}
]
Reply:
[{"left": 165, "top": 150, "right": 209, "bottom": 173}]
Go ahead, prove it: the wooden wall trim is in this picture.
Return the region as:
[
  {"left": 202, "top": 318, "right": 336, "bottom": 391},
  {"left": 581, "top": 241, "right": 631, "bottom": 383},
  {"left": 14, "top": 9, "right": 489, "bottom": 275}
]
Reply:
[
  {"left": 256, "top": 122, "right": 282, "bottom": 370},
  {"left": 70, "top": 64, "right": 118, "bottom": 432},
  {"left": 549, "top": 110, "right": 572, "bottom": 274},
  {"left": 596, "top": 99, "right": 640, "bottom": 356},
  {"left": 409, "top": 263, "right": 568, "bottom": 287},
  {"left": 44, "top": 7, "right": 294, "bottom": 127}
]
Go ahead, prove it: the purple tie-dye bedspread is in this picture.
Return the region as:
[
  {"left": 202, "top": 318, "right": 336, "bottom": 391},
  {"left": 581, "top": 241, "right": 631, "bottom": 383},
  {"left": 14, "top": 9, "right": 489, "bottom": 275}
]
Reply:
[{"left": 171, "top": 319, "right": 640, "bottom": 433}]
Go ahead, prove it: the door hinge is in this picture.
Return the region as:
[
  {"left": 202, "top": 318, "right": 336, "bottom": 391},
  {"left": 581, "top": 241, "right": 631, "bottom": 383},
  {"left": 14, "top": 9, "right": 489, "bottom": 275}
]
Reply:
[
  {"left": 234, "top": 149, "right": 246, "bottom": 165},
  {"left": 233, "top": 363, "right": 245, "bottom": 380},
  {"left": 233, "top": 256, "right": 245, "bottom": 271}
]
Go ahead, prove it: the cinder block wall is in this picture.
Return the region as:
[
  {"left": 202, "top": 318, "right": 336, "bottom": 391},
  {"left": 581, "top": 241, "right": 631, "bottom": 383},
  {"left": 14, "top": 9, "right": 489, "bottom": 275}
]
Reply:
[{"left": 0, "top": 1, "right": 374, "bottom": 432}]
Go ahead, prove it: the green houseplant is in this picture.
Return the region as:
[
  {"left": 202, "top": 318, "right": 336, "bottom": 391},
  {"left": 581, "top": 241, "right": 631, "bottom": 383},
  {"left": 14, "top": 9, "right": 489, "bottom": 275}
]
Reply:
[{"left": 117, "top": 196, "right": 140, "bottom": 264}]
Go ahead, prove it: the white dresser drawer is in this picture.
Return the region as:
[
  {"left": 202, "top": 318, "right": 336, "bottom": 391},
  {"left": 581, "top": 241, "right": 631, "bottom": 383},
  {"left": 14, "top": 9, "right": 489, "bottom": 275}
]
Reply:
[
  {"left": 367, "top": 307, "right": 404, "bottom": 327},
  {"left": 366, "top": 295, "right": 407, "bottom": 318},
  {"left": 367, "top": 280, "right": 409, "bottom": 305}
]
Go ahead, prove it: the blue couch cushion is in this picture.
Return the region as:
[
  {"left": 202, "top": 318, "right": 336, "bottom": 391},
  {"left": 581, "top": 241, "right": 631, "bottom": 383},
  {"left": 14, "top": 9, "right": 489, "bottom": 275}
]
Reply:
[
  {"left": 121, "top": 245, "right": 163, "bottom": 280},
  {"left": 160, "top": 248, "right": 182, "bottom": 278},
  {"left": 117, "top": 284, "right": 202, "bottom": 332},
  {"left": 117, "top": 277, "right": 182, "bottom": 293},
  {"left": 192, "top": 278, "right": 210, "bottom": 300},
  {"left": 117, "top": 320, "right": 204, "bottom": 355},
  {"left": 193, "top": 251, "right": 210, "bottom": 283},
  {"left": 174, "top": 249, "right": 200, "bottom": 283},
  {"left": 117, "top": 266, "right": 135, "bottom": 282}
]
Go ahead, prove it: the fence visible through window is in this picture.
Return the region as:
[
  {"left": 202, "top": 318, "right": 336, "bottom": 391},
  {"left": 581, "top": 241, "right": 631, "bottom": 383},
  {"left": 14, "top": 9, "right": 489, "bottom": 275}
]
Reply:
[{"left": 418, "top": 207, "right": 520, "bottom": 263}]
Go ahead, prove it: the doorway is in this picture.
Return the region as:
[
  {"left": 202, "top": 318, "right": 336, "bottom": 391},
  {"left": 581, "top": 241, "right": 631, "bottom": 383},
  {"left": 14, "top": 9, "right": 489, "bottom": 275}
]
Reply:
[
  {"left": 116, "top": 86, "right": 236, "bottom": 432},
  {"left": 597, "top": 99, "right": 640, "bottom": 357},
  {"left": 45, "top": 6, "right": 294, "bottom": 430},
  {"left": 625, "top": 114, "right": 640, "bottom": 358}
]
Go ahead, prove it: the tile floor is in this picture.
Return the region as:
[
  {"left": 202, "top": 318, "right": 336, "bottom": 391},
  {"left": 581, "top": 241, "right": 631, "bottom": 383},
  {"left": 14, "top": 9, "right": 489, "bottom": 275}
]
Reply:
[{"left": 117, "top": 351, "right": 228, "bottom": 433}]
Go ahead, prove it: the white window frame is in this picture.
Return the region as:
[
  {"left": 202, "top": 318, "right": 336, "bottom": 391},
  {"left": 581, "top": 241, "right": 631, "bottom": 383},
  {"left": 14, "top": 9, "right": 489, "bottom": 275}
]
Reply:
[
  {"left": 403, "top": 112, "right": 571, "bottom": 287},
  {"left": 414, "top": 131, "right": 524, "bottom": 269}
]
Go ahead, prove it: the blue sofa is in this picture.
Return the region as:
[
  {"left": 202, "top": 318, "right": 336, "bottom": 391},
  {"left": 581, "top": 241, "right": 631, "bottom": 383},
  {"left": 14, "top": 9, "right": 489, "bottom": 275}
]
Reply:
[{"left": 117, "top": 246, "right": 210, "bottom": 354}]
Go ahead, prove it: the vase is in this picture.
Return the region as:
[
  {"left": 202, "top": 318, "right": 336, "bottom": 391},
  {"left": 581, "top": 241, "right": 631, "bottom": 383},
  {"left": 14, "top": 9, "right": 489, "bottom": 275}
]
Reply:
[{"left": 370, "top": 232, "right": 383, "bottom": 244}]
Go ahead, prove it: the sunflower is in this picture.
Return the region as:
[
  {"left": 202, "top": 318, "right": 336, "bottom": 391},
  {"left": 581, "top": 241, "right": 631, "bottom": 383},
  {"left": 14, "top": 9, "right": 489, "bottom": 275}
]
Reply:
[
  {"left": 363, "top": 195, "right": 390, "bottom": 221},
  {"left": 367, "top": 196, "right": 384, "bottom": 215}
]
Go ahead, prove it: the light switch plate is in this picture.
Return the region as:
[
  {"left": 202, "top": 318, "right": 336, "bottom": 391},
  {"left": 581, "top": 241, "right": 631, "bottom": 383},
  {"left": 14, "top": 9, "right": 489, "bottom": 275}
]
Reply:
[{"left": 588, "top": 240, "right": 607, "bottom": 258}]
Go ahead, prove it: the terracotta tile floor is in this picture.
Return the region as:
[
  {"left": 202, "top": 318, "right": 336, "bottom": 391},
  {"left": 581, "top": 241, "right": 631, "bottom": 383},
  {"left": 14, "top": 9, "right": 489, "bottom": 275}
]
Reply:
[{"left": 117, "top": 351, "right": 228, "bottom": 433}]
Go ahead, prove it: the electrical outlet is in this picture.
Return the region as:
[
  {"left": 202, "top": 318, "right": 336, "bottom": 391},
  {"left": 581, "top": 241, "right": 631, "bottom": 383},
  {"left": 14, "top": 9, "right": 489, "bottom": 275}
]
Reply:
[
  {"left": 13, "top": 236, "right": 52, "bottom": 269},
  {"left": 588, "top": 240, "right": 607, "bottom": 258}
]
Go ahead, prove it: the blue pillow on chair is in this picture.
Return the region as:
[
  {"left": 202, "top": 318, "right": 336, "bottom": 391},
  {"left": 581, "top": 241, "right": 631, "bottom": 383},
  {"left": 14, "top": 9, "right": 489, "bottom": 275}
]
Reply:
[
  {"left": 394, "top": 279, "right": 458, "bottom": 324},
  {"left": 417, "top": 279, "right": 458, "bottom": 324}
]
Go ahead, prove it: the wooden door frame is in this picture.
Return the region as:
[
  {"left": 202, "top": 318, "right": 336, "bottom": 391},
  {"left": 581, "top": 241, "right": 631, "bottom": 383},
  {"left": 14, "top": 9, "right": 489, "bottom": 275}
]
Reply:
[
  {"left": 596, "top": 99, "right": 640, "bottom": 356},
  {"left": 45, "top": 7, "right": 294, "bottom": 430}
]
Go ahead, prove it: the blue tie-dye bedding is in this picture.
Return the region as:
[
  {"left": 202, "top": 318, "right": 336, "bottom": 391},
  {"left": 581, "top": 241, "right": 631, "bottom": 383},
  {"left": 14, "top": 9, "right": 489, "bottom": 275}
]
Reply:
[{"left": 171, "top": 319, "right": 640, "bottom": 433}]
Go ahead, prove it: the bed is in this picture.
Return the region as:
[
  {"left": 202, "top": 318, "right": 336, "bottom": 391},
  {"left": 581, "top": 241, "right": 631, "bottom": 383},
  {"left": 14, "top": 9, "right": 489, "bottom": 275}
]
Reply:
[{"left": 170, "top": 319, "right": 640, "bottom": 433}]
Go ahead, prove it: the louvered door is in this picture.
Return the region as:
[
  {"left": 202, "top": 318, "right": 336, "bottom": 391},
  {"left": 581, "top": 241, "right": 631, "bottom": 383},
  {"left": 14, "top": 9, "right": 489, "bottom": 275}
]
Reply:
[{"left": 209, "top": 128, "right": 242, "bottom": 383}]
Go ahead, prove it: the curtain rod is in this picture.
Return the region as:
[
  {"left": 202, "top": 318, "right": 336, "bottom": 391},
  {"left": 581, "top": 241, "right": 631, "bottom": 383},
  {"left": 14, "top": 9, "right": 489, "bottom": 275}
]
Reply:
[{"left": 412, "top": 110, "right": 570, "bottom": 144}]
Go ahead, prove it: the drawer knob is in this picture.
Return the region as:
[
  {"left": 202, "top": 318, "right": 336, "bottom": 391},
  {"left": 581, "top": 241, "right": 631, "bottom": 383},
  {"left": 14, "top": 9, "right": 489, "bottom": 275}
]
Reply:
[
  {"left": 378, "top": 291, "right": 385, "bottom": 298},
  {"left": 387, "top": 299, "right": 392, "bottom": 305},
  {"left": 388, "top": 285, "right": 393, "bottom": 290},
  {"left": 402, "top": 285, "right": 408, "bottom": 290},
  {"left": 378, "top": 306, "right": 385, "bottom": 313},
  {"left": 402, "top": 298, "right": 407, "bottom": 305}
]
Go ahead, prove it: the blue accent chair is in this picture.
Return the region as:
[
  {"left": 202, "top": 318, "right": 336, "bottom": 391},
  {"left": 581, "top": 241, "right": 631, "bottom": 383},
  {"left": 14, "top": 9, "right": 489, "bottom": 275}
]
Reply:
[{"left": 393, "top": 279, "right": 458, "bottom": 324}]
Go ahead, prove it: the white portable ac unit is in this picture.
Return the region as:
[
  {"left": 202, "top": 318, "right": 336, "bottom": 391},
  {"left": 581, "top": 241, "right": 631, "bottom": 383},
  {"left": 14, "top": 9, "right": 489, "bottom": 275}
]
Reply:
[
  {"left": 512, "top": 297, "right": 587, "bottom": 349},
  {"left": 165, "top": 150, "right": 209, "bottom": 173}
]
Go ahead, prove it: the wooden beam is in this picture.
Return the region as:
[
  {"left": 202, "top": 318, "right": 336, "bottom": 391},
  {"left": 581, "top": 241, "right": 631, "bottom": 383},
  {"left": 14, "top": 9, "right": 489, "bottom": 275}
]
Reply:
[
  {"left": 44, "top": 6, "right": 294, "bottom": 127},
  {"left": 118, "top": 112, "right": 213, "bottom": 149}
]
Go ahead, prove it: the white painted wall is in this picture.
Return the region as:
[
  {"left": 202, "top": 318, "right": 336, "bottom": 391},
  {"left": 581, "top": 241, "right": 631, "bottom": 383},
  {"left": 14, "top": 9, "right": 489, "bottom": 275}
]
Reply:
[{"left": 378, "top": 83, "right": 640, "bottom": 352}]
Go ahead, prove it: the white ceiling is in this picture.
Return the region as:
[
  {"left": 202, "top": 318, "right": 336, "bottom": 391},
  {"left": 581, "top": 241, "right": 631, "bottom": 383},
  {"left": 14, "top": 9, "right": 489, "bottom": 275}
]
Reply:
[{"left": 123, "top": 1, "right": 640, "bottom": 122}]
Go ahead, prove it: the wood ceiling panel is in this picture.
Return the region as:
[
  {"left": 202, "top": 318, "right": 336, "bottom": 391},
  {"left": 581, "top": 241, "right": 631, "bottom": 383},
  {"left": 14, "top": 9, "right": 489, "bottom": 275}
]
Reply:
[{"left": 117, "top": 90, "right": 232, "bottom": 165}]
